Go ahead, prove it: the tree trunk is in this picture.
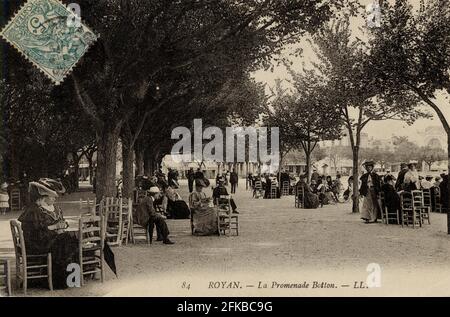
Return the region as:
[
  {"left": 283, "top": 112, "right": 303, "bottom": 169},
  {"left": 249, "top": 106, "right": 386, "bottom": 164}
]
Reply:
[
  {"left": 352, "top": 146, "right": 360, "bottom": 214},
  {"left": 305, "top": 151, "right": 311, "bottom": 183},
  {"left": 135, "top": 146, "right": 145, "bottom": 176},
  {"left": 122, "top": 138, "right": 134, "bottom": 199},
  {"left": 95, "top": 126, "right": 120, "bottom": 201}
]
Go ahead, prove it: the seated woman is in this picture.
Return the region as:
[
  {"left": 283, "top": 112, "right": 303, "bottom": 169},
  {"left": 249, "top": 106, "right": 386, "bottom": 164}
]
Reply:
[
  {"left": 295, "top": 176, "right": 319, "bottom": 209},
  {"left": 164, "top": 183, "right": 190, "bottom": 219},
  {"left": 189, "top": 178, "right": 218, "bottom": 236},
  {"left": 18, "top": 179, "right": 78, "bottom": 290},
  {"left": 381, "top": 175, "right": 401, "bottom": 224}
]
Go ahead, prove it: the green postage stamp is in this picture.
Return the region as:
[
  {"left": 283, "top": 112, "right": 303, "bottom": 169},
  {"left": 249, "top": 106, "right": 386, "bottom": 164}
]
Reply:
[{"left": 0, "top": 0, "right": 97, "bottom": 85}]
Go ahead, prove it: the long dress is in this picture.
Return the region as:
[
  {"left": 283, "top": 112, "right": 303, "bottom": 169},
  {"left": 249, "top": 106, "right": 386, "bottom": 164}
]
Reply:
[
  {"left": 18, "top": 204, "right": 79, "bottom": 289},
  {"left": 360, "top": 175, "right": 380, "bottom": 222},
  {"left": 189, "top": 191, "right": 218, "bottom": 236}
]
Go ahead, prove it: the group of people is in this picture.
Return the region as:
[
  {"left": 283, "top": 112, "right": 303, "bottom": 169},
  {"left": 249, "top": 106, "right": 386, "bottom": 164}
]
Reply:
[{"left": 360, "top": 161, "right": 448, "bottom": 224}]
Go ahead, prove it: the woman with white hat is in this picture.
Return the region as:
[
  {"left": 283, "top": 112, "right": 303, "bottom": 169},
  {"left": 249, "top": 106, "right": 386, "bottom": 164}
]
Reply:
[{"left": 18, "top": 178, "right": 79, "bottom": 289}]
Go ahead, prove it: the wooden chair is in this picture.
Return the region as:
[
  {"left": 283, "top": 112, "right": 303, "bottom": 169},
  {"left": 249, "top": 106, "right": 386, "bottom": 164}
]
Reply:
[
  {"left": 412, "top": 190, "right": 430, "bottom": 225},
  {"left": 120, "top": 198, "right": 132, "bottom": 245},
  {"left": 433, "top": 187, "right": 443, "bottom": 213},
  {"left": 102, "top": 197, "right": 124, "bottom": 246},
  {"left": 423, "top": 189, "right": 432, "bottom": 211},
  {"left": 282, "top": 181, "right": 290, "bottom": 196},
  {"left": 270, "top": 182, "right": 277, "bottom": 199},
  {"left": 216, "top": 195, "right": 238, "bottom": 236},
  {"left": 79, "top": 197, "right": 97, "bottom": 216},
  {"left": 78, "top": 215, "right": 105, "bottom": 286},
  {"left": 253, "top": 180, "right": 263, "bottom": 198},
  {"left": 0, "top": 259, "right": 12, "bottom": 296},
  {"left": 400, "top": 192, "right": 421, "bottom": 228},
  {"left": 130, "top": 203, "right": 151, "bottom": 244},
  {"left": 10, "top": 220, "right": 53, "bottom": 295},
  {"left": 295, "top": 186, "right": 305, "bottom": 208},
  {"left": 10, "top": 188, "right": 21, "bottom": 213},
  {"left": 380, "top": 191, "right": 400, "bottom": 225}
]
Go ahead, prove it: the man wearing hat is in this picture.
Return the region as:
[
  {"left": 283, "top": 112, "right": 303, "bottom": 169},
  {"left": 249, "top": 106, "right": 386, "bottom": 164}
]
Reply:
[
  {"left": 213, "top": 177, "right": 238, "bottom": 213},
  {"left": 395, "top": 163, "right": 408, "bottom": 191},
  {"left": 360, "top": 161, "right": 381, "bottom": 223},
  {"left": 135, "top": 186, "right": 174, "bottom": 244}
]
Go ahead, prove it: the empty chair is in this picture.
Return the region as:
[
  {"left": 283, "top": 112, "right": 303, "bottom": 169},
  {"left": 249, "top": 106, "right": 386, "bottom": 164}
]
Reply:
[
  {"left": 10, "top": 220, "right": 53, "bottom": 295},
  {"left": 0, "top": 259, "right": 12, "bottom": 296},
  {"left": 78, "top": 215, "right": 105, "bottom": 286},
  {"left": 79, "top": 197, "right": 97, "bottom": 216},
  {"left": 412, "top": 190, "right": 430, "bottom": 225},
  {"left": 270, "top": 182, "right": 277, "bottom": 199},
  {"left": 400, "top": 192, "right": 421, "bottom": 228},
  {"left": 295, "top": 186, "right": 305, "bottom": 208},
  {"left": 130, "top": 203, "right": 151, "bottom": 244},
  {"left": 10, "top": 188, "right": 21, "bottom": 213},
  {"left": 102, "top": 197, "right": 128, "bottom": 246},
  {"left": 216, "top": 195, "right": 238, "bottom": 236},
  {"left": 433, "top": 187, "right": 443, "bottom": 213}
]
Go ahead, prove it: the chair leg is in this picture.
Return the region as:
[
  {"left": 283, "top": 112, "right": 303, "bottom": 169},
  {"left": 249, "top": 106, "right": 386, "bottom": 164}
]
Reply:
[
  {"left": 47, "top": 254, "right": 53, "bottom": 291},
  {"left": 6, "top": 261, "right": 12, "bottom": 296},
  {"left": 23, "top": 270, "right": 27, "bottom": 296}
]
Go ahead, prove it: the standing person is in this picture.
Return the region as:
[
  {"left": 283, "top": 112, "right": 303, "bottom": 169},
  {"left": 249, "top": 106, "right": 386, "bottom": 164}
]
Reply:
[
  {"left": 230, "top": 169, "right": 238, "bottom": 194},
  {"left": 187, "top": 168, "right": 195, "bottom": 193},
  {"left": 360, "top": 161, "right": 381, "bottom": 224},
  {"left": 395, "top": 163, "right": 408, "bottom": 191},
  {"left": 194, "top": 168, "right": 204, "bottom": 181},
  {"left": 0, "top": 183, "right": 9, "bottom": 215}
]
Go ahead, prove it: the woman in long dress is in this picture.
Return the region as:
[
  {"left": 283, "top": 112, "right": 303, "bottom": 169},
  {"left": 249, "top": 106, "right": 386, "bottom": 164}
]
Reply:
[
  {"left": 18, "top": 179, "right": 79, "bottom": 289},
  {"left": 189, "top": 178, "right": 218, "bottom": 235},
  {"left": 359, "top": 161, "right": 381, "bottom": 223}
]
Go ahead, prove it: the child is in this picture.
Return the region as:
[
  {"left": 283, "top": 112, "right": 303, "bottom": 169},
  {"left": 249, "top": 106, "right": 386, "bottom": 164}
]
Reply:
[{"left": 0, "top": 183, "right": 9, "bottom": 215}]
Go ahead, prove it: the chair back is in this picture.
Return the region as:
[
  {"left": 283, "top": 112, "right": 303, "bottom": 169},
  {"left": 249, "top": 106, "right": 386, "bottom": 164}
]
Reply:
[
  {"left": 102, "top": 197, "right": 123, "bottom": 246},
  {"left": 10, "top": 188, "right": 21, "bottom": 212},
  {"left": 422, "top": 189, "right": 432, "bottom": 207},
  {"left": 10, "top": 220, "right": 26, "bottom": 262},
  {"left": 79, "top": 215, "right": 103, "bottom": 251},
  {"left": 79, "top": 197, "right": 97, "bottom": 215},
  {"left": 254, "top": 181, "right": 262, "bottom": 190},
  {"left": 400, "top": 191, "right": 413, "bottom": 210},
  {"left": 216, "top": 195, "right": 231, "bottom": 212}
]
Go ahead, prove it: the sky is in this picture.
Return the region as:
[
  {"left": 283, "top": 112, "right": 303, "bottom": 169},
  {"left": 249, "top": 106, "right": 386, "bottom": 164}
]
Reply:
[{"left": 251, "top": 0, "right": 449, "bottom": 143}]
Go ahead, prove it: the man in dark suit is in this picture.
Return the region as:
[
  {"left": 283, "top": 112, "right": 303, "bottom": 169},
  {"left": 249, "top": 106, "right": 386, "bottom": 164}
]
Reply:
[
  {"left": 213, "top": 177, "right": 238, "bottom": 213},
  {"left": 135, "top": 187, "right": 174, "bottom": 244},
  {"left": 395, "top": 163, "right": 408, "bottom": 191},
  {"left": 230, "top": 169, "right": 239, "bottom": 194},
  {"left": 187, "top": 168, "right": 195, "bottom": 193}
]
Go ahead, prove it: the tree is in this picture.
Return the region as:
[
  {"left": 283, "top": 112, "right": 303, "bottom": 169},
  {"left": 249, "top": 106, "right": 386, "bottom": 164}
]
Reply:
[
  {"left": 419, "top": 146, "right": 447, "bottom": 171},
  {"left": 310, "top": 17, "right": 426, "bottom": 213},
  {"left": 64, "top": 0, "right": 358, "bottom": 200},
  {"left": 367, "top": 0, "right": 450, "bottom": 232}
]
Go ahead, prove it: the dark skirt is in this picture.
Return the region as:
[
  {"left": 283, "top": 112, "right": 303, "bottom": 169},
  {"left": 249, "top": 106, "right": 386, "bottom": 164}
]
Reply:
[{"left": 168, "top": 200, "right": 191, "bottom": 219}]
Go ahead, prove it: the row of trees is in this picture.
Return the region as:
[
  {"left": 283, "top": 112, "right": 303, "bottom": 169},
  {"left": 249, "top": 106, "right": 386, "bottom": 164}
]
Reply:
[
  {"left": 263, "top": 0, "right": 450, "bottom": 221},
  {"left": 1, "top": 0, "right": 357, "bottom": 200}
]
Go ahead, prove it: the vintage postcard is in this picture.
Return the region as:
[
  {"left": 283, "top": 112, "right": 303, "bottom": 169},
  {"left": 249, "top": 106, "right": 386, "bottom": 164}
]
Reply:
[{"left": 0, "top": 0, "right": 449, "bottom": 301}]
